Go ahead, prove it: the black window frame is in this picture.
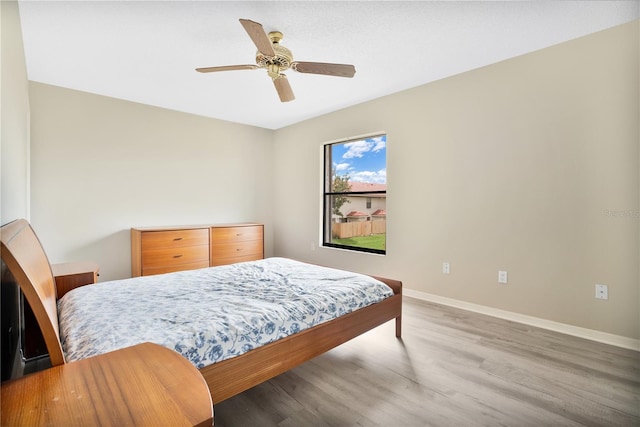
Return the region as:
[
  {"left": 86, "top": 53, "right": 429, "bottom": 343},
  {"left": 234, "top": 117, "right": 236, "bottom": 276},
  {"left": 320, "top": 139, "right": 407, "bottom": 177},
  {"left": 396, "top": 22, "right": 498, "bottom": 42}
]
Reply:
[{"left": 322, "top": 135, "right": 387, "bottom": 255}]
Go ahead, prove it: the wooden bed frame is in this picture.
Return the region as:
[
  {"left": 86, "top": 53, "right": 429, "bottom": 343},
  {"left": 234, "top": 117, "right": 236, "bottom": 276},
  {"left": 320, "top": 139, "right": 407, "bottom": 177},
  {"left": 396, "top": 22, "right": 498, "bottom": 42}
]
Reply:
[{"left": 1, "top": 219, "right": 402, "bottom": 403}]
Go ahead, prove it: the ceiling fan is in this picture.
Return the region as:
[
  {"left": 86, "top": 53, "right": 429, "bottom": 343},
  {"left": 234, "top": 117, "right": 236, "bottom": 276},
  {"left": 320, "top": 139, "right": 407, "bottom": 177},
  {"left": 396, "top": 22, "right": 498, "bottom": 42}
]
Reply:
[{"left": 196, "top": 19, "right": 356, "bottom": 102}]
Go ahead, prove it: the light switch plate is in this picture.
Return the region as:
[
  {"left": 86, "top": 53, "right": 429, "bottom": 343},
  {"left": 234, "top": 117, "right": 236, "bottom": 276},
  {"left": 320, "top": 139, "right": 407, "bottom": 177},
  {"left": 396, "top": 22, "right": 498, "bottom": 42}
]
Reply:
[{"left": 498, "top": 271, "right": 508, "bottom": 284}]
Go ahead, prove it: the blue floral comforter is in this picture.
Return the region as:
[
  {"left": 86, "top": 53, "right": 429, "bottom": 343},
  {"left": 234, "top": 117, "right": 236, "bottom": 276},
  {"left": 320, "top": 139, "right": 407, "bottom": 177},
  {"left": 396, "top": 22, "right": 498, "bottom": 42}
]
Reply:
[{"left": 58, "top": 257, "right": 393, "bottom": 368}]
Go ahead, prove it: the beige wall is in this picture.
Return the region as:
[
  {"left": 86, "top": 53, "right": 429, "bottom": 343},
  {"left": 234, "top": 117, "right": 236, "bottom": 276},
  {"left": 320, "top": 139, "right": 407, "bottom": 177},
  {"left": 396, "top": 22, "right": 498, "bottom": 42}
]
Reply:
[
  {"left": 1, "top": 1, "right": 30, "bottom": 224},
  {"left": 29, "top": 83, "right": 274, "bottom": 281},
  {"left": 273, "top": 21, "right": 639, "bottom": 340}
]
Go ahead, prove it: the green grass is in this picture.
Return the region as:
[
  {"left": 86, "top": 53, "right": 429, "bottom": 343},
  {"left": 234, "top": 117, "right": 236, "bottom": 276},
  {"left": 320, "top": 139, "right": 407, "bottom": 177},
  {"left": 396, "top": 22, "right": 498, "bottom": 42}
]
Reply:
[{"left": 332, "top": 234, "right": 386, "bottom": 251}]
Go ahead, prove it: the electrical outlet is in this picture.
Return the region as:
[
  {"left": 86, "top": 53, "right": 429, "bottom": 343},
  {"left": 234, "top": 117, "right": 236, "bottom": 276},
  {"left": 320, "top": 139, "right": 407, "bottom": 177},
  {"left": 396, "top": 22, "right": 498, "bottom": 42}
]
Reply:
[
  {"left": 498, "top": 270, "right": 508, "bottom": 284},
  {"left": 443, "top": 262, "right": 450, "bottom": 274},
  {"left": 595, "top": 284, "right": 608, "bottom": 300}
]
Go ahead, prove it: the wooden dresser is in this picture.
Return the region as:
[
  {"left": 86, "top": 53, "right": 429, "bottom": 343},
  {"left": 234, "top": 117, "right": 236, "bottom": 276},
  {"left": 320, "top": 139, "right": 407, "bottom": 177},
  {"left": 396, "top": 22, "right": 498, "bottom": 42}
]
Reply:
[
  {"left": 131, "top": 223, "right": 263, "bottom": 277},
  {"left": 210, "top": 225, "right": 264, "bottom": 266}
]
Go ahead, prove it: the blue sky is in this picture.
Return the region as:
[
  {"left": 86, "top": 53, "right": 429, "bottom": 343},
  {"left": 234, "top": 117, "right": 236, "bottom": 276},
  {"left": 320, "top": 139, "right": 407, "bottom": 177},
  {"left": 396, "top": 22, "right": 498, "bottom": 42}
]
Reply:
[{"left": 332, "top": 134, "right": 386, "bottom": 184}]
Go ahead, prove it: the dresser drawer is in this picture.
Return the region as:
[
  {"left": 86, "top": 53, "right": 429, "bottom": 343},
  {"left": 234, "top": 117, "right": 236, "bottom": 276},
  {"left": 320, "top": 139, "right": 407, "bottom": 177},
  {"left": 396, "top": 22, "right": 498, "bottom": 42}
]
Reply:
[
  {"left": 141, "top": 229, "right": 209, "bottom": 250},
  {"left": 142, "top": 245, "right": 209, "bottom": 269},
  {"left": 142, "top": 261, "right": 210, "bottom": 276},
  {"left": 210, "top": 254, "right": 263, "bottom": 267},
  {"left": 211, "top": 240, "right": 262, "bottom": 261},
  {"left": 211, "top": 226, "right": 263, "bottom": 244}
]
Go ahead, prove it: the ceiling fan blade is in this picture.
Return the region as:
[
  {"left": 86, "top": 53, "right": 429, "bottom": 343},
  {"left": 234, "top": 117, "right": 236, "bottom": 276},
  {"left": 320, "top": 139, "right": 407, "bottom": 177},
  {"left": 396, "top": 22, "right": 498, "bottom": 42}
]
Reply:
[
  {"left": 196, "top": 64, "right": 258, "bottom": 73},
  {"left": 273, "top": 75, "right": 295, "bottom": 102},
  {"left": 291, "top": 62, "right": 356, "bottom": 78},
  {"left": 239, "top": 19, "right": 275, "bottom": 57}
]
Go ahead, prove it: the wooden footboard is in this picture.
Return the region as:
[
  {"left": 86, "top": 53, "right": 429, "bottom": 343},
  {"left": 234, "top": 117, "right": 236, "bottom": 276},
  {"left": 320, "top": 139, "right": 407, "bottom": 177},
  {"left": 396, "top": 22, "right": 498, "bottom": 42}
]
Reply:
[{"left": 200, "top": 276, "right": 402, "bottom": 403}]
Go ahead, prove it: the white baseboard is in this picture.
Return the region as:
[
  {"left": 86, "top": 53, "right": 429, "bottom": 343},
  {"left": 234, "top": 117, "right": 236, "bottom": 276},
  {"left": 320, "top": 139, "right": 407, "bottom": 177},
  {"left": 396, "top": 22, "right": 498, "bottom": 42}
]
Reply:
[{"left": 404, "top": 289, "right": 640, "bottom": 352}]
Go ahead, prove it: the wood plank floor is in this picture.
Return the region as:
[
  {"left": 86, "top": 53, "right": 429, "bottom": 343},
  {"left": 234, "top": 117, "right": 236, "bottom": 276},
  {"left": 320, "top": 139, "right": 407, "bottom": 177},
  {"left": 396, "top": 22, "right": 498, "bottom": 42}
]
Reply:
[{"left": 213, "top": 297, "right": 640, "bottom": 427}]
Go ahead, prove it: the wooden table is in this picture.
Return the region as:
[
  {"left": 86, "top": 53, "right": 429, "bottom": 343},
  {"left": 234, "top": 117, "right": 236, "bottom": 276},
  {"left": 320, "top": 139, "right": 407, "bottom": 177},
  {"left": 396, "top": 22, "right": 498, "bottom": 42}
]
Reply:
[
  {"left": 51, "top": 261, "right": 100, "bottom": 299},
  {"left": 1, "top": 342, "right": 213, "bottom": 427}
]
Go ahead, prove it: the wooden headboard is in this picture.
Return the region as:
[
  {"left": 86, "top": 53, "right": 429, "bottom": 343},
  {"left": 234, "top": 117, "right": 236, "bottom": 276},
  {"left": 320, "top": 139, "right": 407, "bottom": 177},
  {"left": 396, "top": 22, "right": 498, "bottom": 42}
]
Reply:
[{"left": 0, "top": 219, "right": 66, "bottom": 366}]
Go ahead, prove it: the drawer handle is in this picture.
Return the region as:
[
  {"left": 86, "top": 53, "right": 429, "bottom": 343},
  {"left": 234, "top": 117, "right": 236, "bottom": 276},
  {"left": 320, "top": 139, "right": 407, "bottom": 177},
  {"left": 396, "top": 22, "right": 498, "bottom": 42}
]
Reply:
[
  {"left": 173, "top": 254, "right": 183, "bottom": 258},
  {"left": 173, "top": 237, "right": 183, "bottom": 241},
  {"left": 236, "top": 248, "right": 242, "bottom": 251},
  {"left": 236, "top": 233, "right": 243, "bottom": 237}
]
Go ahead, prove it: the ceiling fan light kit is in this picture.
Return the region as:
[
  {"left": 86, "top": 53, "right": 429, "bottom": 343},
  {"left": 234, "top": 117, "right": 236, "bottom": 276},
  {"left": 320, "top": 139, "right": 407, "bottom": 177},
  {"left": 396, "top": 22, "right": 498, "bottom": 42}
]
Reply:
[{"left": 196, "top": 19, "right": 356, "bottom": 103}]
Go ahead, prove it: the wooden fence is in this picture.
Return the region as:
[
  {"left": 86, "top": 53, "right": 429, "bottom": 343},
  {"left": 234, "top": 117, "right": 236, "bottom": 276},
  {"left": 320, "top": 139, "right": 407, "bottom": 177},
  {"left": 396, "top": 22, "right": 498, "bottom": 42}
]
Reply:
[{"left": 332, "top": 220, "right": 386, "bottom": 239}]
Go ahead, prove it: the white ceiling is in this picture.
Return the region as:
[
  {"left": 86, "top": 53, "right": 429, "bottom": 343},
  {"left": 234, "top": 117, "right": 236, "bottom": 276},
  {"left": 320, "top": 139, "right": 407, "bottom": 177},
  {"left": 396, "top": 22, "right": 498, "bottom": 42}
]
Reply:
[{"left": 18, "top": 1, "right": 639, "bottom": 130}]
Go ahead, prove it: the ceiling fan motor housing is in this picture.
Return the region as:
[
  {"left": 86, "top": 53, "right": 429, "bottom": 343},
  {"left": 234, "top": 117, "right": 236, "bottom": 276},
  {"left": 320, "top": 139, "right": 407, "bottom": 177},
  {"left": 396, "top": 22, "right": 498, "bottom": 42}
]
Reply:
[{"left": 256, "top": 31, "right": 293, "bottom": 78}]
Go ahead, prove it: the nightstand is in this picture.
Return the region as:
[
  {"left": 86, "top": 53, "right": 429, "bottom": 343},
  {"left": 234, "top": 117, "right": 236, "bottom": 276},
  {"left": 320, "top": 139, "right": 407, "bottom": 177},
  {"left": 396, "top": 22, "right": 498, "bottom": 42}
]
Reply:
[{"left": 51, "top": 261, "right": 100, "bottom": 299}]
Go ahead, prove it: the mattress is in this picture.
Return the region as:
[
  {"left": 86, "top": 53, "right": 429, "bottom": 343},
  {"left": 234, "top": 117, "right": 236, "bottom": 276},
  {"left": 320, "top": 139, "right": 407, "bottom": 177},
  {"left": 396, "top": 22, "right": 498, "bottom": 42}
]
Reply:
[{"left": 58, "top": 257, "right": 393, "bottom": 368}]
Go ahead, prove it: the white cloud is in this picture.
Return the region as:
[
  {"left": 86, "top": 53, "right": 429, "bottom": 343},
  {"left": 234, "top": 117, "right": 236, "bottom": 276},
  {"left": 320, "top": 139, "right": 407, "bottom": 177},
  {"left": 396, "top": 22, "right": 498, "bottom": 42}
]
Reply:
[
  {"left": 342, "top": 140, "right": 372, "bottom": 159},
  {"left": 342, "top": 137, "right": 386, "bottom": 159},
  {"left": 372, "top": 138, "right": 386, "bottom": 152},
  {"left": 351, "top": 169, "right": 387, "bottom": 184},
  {"left": 334, "top": 162, "right": 350, "bottom": 172}
]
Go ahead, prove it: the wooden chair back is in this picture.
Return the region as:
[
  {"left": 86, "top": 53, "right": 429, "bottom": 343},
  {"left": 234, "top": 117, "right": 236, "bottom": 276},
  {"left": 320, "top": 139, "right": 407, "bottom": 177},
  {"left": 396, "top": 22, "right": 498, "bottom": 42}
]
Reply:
[{"left": 1, "top": 219, "right": 66, "bottom": 366}]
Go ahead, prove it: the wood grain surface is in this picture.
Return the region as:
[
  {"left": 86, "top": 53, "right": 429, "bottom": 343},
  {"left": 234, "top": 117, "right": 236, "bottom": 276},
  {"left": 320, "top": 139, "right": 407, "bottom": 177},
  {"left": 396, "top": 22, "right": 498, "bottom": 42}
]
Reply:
[
  {"left": 1, "top": 219, "right": 66, "bottom": 365},
  {"left": 1, "top": 342, "right": 213, "bottom": 427}
]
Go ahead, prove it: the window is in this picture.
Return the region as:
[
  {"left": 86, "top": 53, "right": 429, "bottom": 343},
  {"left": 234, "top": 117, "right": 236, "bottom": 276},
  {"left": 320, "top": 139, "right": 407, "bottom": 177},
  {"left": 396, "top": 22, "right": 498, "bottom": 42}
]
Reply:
[{"left": 323, "top": 134, "right": 387, "bottom": 254}]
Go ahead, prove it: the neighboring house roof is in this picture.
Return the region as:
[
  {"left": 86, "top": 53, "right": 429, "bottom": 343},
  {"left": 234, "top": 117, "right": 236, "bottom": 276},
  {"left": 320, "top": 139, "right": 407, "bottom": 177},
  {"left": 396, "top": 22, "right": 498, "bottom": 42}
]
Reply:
[
  {"left": 349, "top": 182, "right": 386, "bottom": 192},
  {"left": 346, "top": 211, "right": 369, "bottom": 217},
  {"left": 372, "top": 209, "right": 386, "bottom": 216}
]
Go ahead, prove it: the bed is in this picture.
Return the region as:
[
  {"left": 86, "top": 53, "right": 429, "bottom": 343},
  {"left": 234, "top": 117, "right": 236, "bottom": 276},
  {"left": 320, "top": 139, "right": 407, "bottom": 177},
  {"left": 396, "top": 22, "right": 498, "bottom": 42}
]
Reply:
[{"left": 1, "top": 219, "right": 402, "bottom": 403}]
